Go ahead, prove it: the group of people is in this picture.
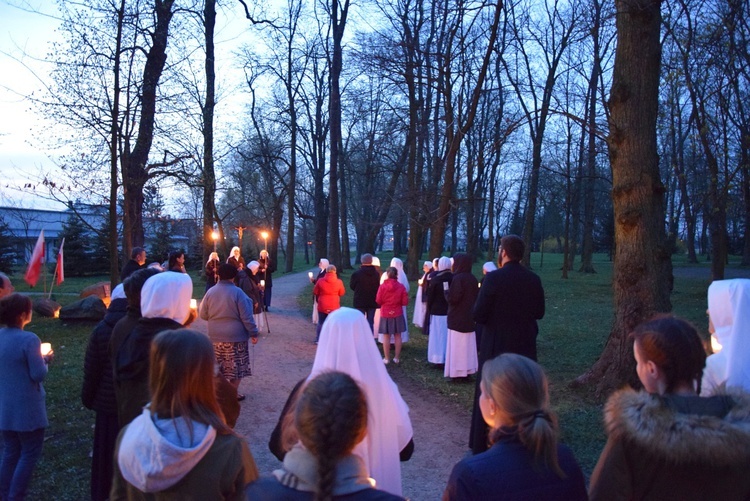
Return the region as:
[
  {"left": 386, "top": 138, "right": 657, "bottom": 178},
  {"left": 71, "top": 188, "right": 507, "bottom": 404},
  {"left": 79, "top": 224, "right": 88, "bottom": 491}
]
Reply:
[
  {"left": 5, "top": 234, "right": 750, "bottom": 500},
  {"left": 207, "top": 247, "right": 275, "bottom": 312}
]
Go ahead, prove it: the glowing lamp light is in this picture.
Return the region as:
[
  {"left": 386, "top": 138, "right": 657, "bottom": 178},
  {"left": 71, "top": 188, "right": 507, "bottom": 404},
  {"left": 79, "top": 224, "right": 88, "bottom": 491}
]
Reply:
[
  {"left": 261, "top": 231, "right": 269, "bottom": 240},
  {"left": 41, "top": 343, "right": 52, "bottom": 356},
  {"left": 211, "top": 230, "right": 219, "bottom": 241},
  {"left": 53, "top": 308, "right": 61, "bottom": 318}
]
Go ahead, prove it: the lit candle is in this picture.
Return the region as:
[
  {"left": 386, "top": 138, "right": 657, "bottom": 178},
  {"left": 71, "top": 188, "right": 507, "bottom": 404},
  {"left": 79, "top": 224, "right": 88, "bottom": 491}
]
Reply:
[
  {"left": 478, "top": 282, "right": 481, "bottom": 288},
  {"left": 190, "top": 299, "right": 198, "bottom": 310},
  {"left": 260, "top": 280, "right": 266, "bottom": 287},
  {"left": 41, "top": 343, "right": 52, "bottom": 356},
  {"left": 308, "top": 271, "right": 314, "bottom": 279},
  {"left": 418, "top": 279, "right": 423, "bottom": 285}
]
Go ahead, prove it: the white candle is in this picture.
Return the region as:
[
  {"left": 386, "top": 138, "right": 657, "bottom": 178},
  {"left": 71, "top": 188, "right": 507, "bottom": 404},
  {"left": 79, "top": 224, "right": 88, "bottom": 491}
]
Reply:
[
  {"left": 190, "top": 299, "right": 198, "bottom": 310},
  {"left": 308, "top": 271, "right": 313, "bottom": 279},
  {"left": 260, "top": 280, "right": 266, "bottom": 287},
  {"left": 418, "top": 279, "right": 423, "bottom": 285},
  {"left": 41, "top": 343, "right": 52, "bottom": 356}
]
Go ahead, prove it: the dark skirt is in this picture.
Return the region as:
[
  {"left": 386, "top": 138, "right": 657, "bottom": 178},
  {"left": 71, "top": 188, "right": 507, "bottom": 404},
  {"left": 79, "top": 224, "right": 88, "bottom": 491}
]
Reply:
[
  {"left": 378, "top": 314, "right": 407, "bottom": 335},
  {"left": 213, "top": 341, "right": 251, "bottom": 380}
]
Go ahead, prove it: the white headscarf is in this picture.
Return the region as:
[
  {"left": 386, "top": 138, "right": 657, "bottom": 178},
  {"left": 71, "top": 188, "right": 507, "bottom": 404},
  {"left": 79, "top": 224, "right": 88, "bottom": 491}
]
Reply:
[
  {"left": 247, "top": 261, "right": 260, "bottom": 273},
  {"left": 110, "top": 283, "right": 126, "bottom": 301},
  {"left": 230, "top": 247, "right": 241, "bottom": 260},
  {"left": 371, "top": 256, "right": 380, "bottom": 268},
  {"left": 311, "top": 308, "right": 413, "bottom": 496},
  {"left": 423, "top": 261, "right": 432, "bottom": 271},
  {"left": 140, "top": 272, "right": 193, "bottom": 324},
  {"left": 483, "top": 262, "right": 497, "bottom": 274},
  {"left": 206, "top": 252, "right": 219, "bottom": 265},
  {"left": 382, "top": 257, "right": 409, "bottom": 292},
  {"left": 707, "top": 279, "right": 750, "bottom": 392},
  {"left": 438, "top": 256, "right": 452, "bottom": 271}
]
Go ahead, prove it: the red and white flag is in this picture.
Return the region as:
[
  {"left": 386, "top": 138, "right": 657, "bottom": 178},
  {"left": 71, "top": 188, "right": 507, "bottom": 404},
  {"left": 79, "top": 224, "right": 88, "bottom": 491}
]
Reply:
[
  {"left": 24, "top": 230, "right": 45, "bottom": 287},
  {"left": 55, "top": 237, "right": 65, "bottom": 286}
]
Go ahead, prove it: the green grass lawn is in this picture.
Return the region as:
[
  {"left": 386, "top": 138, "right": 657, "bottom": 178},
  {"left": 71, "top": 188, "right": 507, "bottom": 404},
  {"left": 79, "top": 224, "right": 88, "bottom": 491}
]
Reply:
[{"left": 2, "top": 251, "right": 719, "bottom": 497}]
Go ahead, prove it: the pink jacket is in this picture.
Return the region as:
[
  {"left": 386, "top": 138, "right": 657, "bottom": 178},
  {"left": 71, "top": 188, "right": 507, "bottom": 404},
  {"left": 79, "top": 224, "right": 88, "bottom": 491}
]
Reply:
[{"left": 376, "top": 278, "right": 409, "bottom": 318}]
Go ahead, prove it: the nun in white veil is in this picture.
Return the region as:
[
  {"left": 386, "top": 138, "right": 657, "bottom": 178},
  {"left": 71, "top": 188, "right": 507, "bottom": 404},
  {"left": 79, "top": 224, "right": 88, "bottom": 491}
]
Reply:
[
  {"left": 702, "top": 278, "right": 750, "bottom": 395},
  {"left": 412, "top": 261, "right": 432, "bottom": 328},
  {"left": 378, "top": 257, "right": 410, "bottom": 345}
]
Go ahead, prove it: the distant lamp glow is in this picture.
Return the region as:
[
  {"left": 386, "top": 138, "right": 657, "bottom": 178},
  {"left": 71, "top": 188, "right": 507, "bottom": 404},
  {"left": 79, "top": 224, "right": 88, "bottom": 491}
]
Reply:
[{"left": 211, "top": 230, "right": 219, "bottom": 251}]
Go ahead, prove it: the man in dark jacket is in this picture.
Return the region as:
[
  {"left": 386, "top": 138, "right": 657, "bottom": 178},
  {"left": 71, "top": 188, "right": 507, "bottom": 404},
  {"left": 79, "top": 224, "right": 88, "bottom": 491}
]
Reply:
[
  {"left": 350, "top": 253, "right": 381, "bottom": 332},
  {"left": 120, "top": 247, "right": 146, "bottom": 281},
  {"left": 469, "top": 235, "right": 545, "bottom": 454}
]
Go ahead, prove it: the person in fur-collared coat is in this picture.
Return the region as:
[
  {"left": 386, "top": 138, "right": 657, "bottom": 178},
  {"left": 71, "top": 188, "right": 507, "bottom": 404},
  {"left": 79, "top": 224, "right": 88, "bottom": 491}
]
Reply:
[{"left": 589, "top": 315, "right": 750, "bottom": 501}]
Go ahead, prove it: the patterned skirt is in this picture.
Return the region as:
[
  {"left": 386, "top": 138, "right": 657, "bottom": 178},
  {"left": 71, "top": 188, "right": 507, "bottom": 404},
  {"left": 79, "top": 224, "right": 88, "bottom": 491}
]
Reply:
[{"left": 213, "top": 341, "right": 251, "bottom": 380}]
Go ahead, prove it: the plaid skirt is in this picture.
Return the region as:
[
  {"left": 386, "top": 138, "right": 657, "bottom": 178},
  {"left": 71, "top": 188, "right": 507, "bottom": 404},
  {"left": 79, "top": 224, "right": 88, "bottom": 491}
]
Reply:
[{"left": 213, "top": 341, "right": 251, "bottom": 380}]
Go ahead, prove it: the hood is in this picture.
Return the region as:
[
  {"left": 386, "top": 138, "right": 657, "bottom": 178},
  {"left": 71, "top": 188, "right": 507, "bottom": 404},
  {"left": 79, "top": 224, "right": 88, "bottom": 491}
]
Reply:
[
  {"left": 140, "top": 272, "right": 193, "bottom": 324},
  {"left": 604, "top": 388, "right": 750, "bottom": 465},
  {"left": 248, "top": 261, "right": 260, "bottom": 273},
  {"left": 104, "top": 298, "right": 129, "bottom": 325},
  {"left": 117, "top": 409, "right": 217, "bottom": 492},
  {"left": 707, "top": 279, "right": 750, "bottom": 391},
  {"left": 389, "top": 257, "right": 404, "bottom": 273},
  {"left": 452, "top": 253, "right": 472, "bottom": 274}
]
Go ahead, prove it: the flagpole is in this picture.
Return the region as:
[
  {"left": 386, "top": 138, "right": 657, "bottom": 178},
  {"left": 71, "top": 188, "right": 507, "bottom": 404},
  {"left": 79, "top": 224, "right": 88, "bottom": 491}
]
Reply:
[{"left": 48, "top": 267, "right": 58, "bottom": 299}]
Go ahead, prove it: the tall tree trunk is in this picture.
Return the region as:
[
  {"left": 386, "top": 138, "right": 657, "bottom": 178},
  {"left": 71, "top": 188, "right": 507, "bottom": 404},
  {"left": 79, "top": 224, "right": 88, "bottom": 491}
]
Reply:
[
  {"left": 202, "top": 0, "right": 218, "bottom": 266},
  {"left": 110, "top": 0, "right": 125, "bottom": 287},
  {"left": 123, "top": 0, "right": 176, "bottom": 248},
  {"left": 327, "top": 0, "right": 350, "bottom": 270},
  {"left": 574, "top": 0, "right": 672, "bottom": 397}
]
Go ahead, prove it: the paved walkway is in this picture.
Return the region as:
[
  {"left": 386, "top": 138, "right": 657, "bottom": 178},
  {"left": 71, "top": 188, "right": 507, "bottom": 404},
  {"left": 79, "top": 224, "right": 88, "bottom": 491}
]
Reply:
[{"left": 194, "top": 270, "right": 470, "bottom": 500}]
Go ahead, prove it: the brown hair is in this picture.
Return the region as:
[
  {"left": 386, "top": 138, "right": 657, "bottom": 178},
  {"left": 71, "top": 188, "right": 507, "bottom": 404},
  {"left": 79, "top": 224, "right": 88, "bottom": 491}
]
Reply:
[
  {"left": 631, "top": 315, "right": 706, "bottom": 394},
  {"left": 482, "top": 353, "right": 564, "bottom": 478},
  {"left": 386, "top": 266, "right": 399, "bottom": 280},
  {"left": 0, "top": 293, "right": 32, "bottom": 327},
  {"left": 294, "top": 371, "right": 367, "bottom": 501},
  {"left": 149, "top": 329, "right": 232, "bottom": 438}
]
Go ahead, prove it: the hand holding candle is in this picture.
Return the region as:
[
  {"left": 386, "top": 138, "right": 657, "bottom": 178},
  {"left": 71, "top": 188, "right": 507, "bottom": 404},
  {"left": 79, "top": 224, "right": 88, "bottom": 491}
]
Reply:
[
  {"left": 260, "top": 280, "right": 265, "bottom": 288},
  {"left": 190, "top": 299, "right": 198, "bottom": 310},
  {"left": 41, "top": 343, "right": 52, "bottom": 356}
]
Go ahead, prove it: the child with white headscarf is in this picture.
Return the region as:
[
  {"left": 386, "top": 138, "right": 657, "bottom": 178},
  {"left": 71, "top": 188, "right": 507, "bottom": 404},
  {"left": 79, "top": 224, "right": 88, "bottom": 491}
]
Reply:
[
  {"left": 269, "top": 308, "right": 414, "bottom": 496},
  {"left": 702, "top": 279, "right": 750, "bottom": 395}
]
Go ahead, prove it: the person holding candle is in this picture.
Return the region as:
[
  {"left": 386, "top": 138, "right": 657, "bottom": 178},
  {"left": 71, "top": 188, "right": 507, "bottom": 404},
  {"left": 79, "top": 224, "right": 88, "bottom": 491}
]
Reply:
[
  {"left": 701, "top": 278, "right": 750, "bottom": 395},
  {"left": 258, "top": 249, "right": 275, "bottom": 311},
  {"left": 113, "top": 271, "right": 196, "bottom": 426},
  {"left": 111, "top": 329, "right": 258, "bottom": 499},
  {"left": 227, "top": 246, "right": 245, "bottom": 271},
  {"left": 412, "top": 261, "right": 432, "bottom": 329},
  {"left": 309, "top": 258, "right": 328, "bottom": 325},
  {"left": 589, "top": 315, "right": 750, "bottom": 500},
  {"left": 241, "top": 262, "right": 264, "bottom": 330},
  {"left": 0, "top": 293, "right": 54, "bottom": 501},
  {"left": 205, "top": 251, "right": 221, "bottom": 291}
]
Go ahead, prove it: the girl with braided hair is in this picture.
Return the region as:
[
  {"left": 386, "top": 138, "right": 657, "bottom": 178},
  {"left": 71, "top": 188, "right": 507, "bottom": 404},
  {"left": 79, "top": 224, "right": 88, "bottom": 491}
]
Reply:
[
  {"left": 248, "top": 371, "right": 403, "bottom": 500},
  {"left": 444, "top": 353, "right": 586, "bottom": 500},
  {"left": 589, "top": 315, "right": 750, "bottom": 500},
  {"left": 268, "top": 308, "right": 414, "bottom": 497}
]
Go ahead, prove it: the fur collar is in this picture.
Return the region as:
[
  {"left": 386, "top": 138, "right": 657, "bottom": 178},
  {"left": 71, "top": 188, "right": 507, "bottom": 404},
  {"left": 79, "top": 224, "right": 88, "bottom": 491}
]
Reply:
[{"left": 604, "top": 388, "right": 750, "bottom": 465}]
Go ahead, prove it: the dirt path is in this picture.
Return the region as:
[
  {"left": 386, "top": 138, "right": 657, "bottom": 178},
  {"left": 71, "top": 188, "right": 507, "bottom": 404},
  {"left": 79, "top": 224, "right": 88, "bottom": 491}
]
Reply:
[{"left": 194, "top": 271, "right": 470, "bottom": 500}]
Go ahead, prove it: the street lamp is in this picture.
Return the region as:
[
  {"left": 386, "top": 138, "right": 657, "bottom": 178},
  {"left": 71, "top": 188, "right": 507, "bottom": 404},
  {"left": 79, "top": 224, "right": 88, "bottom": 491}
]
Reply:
[{"left": 211, "top": 230, "right": 219, "bottom": 252}]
